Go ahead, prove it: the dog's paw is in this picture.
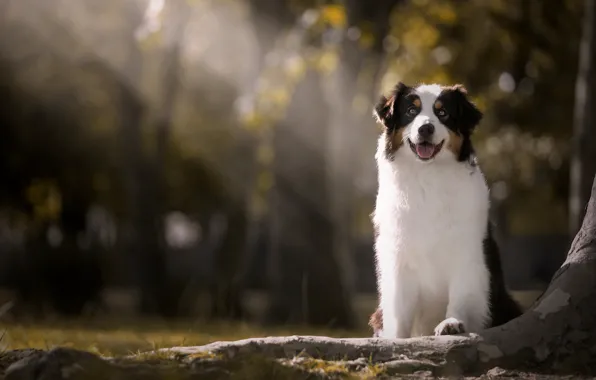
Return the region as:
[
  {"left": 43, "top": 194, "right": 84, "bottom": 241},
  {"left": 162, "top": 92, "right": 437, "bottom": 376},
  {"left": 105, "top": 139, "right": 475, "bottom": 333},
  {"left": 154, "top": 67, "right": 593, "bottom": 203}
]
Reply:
[{"left": 434, "top": 317, "right": 465, "bottom": 336}]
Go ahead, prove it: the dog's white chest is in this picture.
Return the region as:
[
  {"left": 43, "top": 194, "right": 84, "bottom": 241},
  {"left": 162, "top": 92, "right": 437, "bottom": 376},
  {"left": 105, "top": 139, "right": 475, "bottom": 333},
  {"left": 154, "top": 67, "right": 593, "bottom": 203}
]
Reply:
[{"left": 373, "top": 158, "right": 490, "bottom": 335}]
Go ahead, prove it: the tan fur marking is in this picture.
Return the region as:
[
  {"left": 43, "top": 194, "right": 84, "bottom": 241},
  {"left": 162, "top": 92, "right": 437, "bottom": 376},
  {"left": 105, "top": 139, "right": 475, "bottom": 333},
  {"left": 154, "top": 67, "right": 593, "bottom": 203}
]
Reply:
[
  {"left": 369, "top": 307, "right": 383, "bottom": 333},
  {"left": 447, "top": 130, "right": 463, "bottom": 157},
  {"left": 434, "top": 100, "right": 443, "bottom": 109},
  {"left": 413, "top": 98, "right": 421, "bottom": 107},
  {"left": 385, "top": 96, "right": 396, "bottom": 116},
  {"left": 384, "top": 127, "right": 405, "bottom": 158},
  {"left": 442, "top": 84, "right": 468, "bottom": 94}
]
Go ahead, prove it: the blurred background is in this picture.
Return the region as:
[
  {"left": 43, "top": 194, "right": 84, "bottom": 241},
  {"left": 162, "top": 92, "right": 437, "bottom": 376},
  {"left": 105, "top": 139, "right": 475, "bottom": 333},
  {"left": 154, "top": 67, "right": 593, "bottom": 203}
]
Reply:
[{"left": 0, "top": 0, "right": 594, "bottom": 354}]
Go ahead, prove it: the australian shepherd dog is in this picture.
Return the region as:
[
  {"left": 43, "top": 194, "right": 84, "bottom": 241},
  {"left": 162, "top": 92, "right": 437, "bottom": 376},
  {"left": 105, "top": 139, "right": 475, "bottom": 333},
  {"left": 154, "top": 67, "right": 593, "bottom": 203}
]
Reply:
[{"left": 369, "top": 82, "right": 521, "bottom": 338}]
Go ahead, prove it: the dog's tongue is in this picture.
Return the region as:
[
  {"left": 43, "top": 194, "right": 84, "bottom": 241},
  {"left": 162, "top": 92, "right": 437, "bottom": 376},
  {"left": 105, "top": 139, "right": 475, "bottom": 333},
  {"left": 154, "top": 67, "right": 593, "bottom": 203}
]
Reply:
[{"left": 416, "top": 143, "right": 435, "bottom": 159}]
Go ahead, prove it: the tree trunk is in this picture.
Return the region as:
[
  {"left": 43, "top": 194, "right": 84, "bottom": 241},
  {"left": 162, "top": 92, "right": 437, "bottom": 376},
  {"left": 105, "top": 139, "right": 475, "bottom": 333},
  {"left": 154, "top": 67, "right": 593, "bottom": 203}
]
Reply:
[
  {"left": 137, "top": 0, "right": 192, "bottom": 317},
  {"left": 118, "top": 2, "right": 171, "bottom": 317},
  {"left": 570, "top": 0, "right": 596, "bottom": 235},
  {"left": 470, "top": 171, "right": 596, "bottom": 373},
  {"left": 268, "top": 69, "right": 353, "bottom": 328},
  {"left": 210, "top": 200, "right": 248, "bottom": 320},
  {"left": 325, "top": 0, "right": 401, "bottom": 325},
  {"left": 246, "top": 0, "right": 353, "bottom": 326},
  {"left": 325, "top": 5, "right": 364, "bottom": 316}
]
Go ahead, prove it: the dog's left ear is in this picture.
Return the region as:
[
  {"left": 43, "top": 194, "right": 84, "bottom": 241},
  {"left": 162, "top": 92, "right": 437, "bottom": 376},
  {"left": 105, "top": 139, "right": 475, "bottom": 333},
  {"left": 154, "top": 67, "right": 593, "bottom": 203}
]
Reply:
[
  {"left": 445, "top": 84, "right": 483, "bottom": 134},
  {"left": 373, "top": 82, "right": 409, "bottom": 130}
]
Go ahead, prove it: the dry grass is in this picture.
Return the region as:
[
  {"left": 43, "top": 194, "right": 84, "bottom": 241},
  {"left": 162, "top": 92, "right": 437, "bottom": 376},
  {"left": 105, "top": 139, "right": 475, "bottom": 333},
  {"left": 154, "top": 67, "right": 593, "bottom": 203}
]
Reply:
[
  {"left": 0, "top": 291, "right": 541, "bottom": 357},
  {"left": 0, "top": 317, "right": 369, "bottom": 357}
]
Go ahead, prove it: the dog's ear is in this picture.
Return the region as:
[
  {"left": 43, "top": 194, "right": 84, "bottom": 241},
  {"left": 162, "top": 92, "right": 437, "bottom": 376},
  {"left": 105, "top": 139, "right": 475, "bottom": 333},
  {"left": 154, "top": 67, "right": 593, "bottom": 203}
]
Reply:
[
  {"left": 444, "top": 84, "right": 483, "bottom": 134},
  {"left": 373, "top": 82, "right": 409, "bottom": 130}
]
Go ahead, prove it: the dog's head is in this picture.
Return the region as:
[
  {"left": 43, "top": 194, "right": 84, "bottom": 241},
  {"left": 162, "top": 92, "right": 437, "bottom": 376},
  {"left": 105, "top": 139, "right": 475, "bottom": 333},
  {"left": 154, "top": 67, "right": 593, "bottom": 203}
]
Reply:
[{"left": 374, "top": 82, "right": 483, "bottom": 163}]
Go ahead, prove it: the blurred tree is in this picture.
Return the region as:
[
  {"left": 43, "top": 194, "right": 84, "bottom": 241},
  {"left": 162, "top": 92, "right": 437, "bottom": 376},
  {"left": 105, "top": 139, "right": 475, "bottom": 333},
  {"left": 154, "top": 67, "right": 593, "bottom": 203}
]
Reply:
[
  {"left": 481, "top": 0, "right": 580, "bottom": 236},
  {"left": 325, "top": 0, "right": 403, "bottom": 317},
  {"left": 1, "top": 0, "right": 255, "bottom": 319},
  {"left": 245, "top": 0, "right": 358, "bottom": 327},
  {"left": 268, "top": 66, "right": 353, "bottom": 327},
  {"left": 116, "top": 0, "right": 173, "bottom": 316},
  {"left": 151, "top": 0, "right": 198, "bottom": 316},
  {"left": 570, "top": 0, "right": 596, "bottom": 235}
]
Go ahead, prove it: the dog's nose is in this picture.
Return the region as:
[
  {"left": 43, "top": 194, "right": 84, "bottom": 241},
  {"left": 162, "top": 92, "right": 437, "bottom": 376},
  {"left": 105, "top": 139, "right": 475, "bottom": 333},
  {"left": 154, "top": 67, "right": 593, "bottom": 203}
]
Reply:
[{"left": 418, "top": 123, "right": 435, "bottom": 139}]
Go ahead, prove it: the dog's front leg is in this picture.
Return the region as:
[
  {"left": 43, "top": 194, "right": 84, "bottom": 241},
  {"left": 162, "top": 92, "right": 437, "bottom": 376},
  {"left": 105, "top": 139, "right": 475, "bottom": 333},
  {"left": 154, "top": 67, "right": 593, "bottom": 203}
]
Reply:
[
  {"left": 435, "top": 258, "right": 490, "bottom": 336},
  {"left": 379, "top": 261, "right": 418, "bottom": 339}
]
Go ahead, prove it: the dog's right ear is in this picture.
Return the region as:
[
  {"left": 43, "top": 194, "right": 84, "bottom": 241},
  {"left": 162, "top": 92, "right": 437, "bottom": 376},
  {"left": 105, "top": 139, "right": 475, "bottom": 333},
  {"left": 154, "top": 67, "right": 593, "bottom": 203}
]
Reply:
[{"left": 373, "top": 82, "right": 409, "bottom": 129}]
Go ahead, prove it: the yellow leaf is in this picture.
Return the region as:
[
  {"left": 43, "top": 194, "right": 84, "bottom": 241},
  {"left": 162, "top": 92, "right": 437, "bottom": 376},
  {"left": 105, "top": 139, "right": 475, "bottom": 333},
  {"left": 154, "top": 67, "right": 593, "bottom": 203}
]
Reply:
[
  {"left": 428, "top": 3, "right": 457, "bottom": 25},
  {"left": 315, "top": 50, "right": 339, "bottom": 74},
  {"left": 268, "top": 88, "right": 290, "bottom": 107},
  {"left": 285, "top": 56, "right": 307, "bottom": 80},
  {"left": 402, "top": 17, "right": 439, "bottom": 49},
  {"left": 26, "top": 180, "right": 62, "bottom": 222},
  {"left": 359, "top": 31, "right": 375, "bottom": 49},
  {"left": 242, "top": 111, "right": 265, "bottom": 132},
  {"left": 321, "top": 5, "right": 346, "bottom": 28}
]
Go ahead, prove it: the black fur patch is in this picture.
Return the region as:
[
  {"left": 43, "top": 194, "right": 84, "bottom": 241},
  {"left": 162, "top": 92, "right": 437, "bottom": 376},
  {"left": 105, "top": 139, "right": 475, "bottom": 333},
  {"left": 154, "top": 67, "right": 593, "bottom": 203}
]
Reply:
[
  {"left": 483, "top": 222, "right": 523, "bottom": 327},
  {"left": 434, "top": 86, "right": 483, "bottom": 163},
  {"left": 374, "top": 82, "right": 412, "bottom": 129},
  {"left": 374, "top": 82, "right": 419, "bottom": 160}
]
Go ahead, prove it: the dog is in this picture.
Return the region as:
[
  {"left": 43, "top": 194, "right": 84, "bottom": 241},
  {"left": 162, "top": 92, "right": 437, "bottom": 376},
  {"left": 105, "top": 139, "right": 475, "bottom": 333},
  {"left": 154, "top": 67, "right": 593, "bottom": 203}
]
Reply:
[{"left": 369, "top": 82, "right": 521, "bottom": 338}]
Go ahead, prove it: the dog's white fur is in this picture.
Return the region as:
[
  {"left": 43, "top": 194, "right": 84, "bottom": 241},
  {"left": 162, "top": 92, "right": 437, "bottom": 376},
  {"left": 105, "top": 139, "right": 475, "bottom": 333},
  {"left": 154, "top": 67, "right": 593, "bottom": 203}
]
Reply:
[{"left": 372, "top": 84, "right": 490, "bottom": 338}]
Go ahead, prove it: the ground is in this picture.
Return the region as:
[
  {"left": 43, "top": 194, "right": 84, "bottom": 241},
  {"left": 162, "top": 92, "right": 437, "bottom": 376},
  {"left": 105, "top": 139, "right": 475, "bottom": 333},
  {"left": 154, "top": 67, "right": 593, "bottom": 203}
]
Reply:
[
  {"left": 0, "top": 290, "right": 570, "bottom": 379},
  {"left": 0, "top": 317, "right": 362, "bottom": 357},
  {"left": 0, "top": 290, "right": 542, "bottom": 354}
]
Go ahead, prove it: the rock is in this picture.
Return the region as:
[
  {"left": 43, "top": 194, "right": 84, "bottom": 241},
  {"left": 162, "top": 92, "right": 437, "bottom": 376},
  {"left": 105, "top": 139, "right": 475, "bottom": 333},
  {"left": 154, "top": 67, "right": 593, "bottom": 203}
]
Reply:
[
  {"left": 0, "top": 349, "right": 45, "bottom": 374},
  {"left": 382, "top": 358, "right": 439, "bottom": 375},
  {"left": 5, "top": 348, "right": 122, "bottom": 380}
]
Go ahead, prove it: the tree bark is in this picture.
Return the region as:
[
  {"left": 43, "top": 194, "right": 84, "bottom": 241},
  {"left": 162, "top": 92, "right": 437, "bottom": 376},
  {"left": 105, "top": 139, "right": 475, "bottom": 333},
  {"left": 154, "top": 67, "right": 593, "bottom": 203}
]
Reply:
[{"left": 570, "top": 0, "right": 596, "bottom": 235}]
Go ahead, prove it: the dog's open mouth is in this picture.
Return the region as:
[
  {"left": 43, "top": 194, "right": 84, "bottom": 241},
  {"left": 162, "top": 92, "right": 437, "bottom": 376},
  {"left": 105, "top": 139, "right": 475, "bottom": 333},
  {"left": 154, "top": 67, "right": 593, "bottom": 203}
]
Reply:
[{"left": 408, "top": 139, "right": 444, "bottom": 161}]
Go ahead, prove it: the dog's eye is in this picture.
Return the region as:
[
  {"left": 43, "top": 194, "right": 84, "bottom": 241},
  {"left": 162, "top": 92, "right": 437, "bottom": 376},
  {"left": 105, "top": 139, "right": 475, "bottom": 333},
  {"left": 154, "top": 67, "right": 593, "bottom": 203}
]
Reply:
[
  {"left": 437, "top": 109, "right": 447, "bottom": 117},
  {"left": 407, "top": 107, "right": 418, "bottom": 116}
]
